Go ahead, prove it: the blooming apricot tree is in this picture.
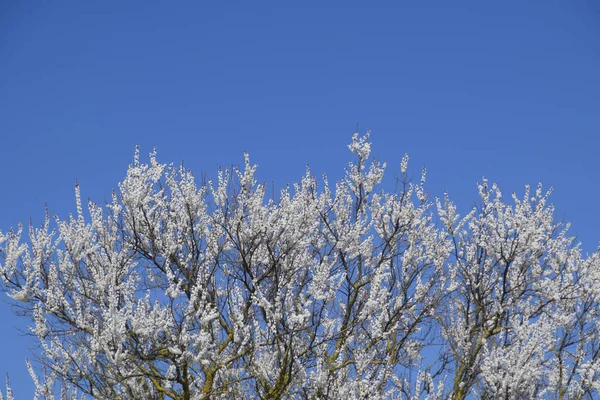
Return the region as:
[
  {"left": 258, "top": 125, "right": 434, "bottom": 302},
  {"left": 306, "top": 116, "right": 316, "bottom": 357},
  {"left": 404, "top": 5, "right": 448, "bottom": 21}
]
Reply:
[{"left": 0, "top": 134, "right": 598, "bottom": 399}]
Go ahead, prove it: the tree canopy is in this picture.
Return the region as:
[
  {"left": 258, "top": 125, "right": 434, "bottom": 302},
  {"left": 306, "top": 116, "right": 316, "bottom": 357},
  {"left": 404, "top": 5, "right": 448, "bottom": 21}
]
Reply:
[{"left": 1, "top": 134, "right": 598, "bottom": 399}]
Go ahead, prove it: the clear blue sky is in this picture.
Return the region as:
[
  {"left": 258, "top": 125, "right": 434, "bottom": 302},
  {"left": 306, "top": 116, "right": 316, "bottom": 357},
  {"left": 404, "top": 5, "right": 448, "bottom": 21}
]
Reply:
[{"left": 1, "top": 1, "right": 599, "bottom": 396}]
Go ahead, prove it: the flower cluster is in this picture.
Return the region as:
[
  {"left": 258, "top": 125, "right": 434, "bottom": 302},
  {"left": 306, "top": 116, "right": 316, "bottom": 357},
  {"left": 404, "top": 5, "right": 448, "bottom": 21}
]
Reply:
[{"left": 0, "top": 134, "right": 598, "bottom": 399}]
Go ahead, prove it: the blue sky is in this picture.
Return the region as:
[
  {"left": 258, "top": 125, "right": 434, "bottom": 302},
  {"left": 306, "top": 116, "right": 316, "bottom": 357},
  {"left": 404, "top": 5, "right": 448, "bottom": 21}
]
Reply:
[{"left": 1, "top": 1, "right": 599, "bottom": 396}]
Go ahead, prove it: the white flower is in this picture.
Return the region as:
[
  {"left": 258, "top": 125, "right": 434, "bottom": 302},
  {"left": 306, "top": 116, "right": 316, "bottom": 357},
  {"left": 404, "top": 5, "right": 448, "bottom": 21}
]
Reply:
[{"left": 10, "top": 288, "right": 30, "bottom": 302}]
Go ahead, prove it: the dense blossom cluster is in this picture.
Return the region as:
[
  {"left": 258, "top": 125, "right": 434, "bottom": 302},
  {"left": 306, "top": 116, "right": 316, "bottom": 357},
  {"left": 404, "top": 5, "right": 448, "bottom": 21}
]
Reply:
[{"left": 0, "top": 134, "right": 598, "bottom": 399}]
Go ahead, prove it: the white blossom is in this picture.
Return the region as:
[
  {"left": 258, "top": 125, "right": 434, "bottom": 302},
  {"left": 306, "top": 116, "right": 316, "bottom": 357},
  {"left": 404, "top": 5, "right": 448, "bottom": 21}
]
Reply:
[{"left": 0, "top": 134, "right": 598, "bottom": 399}]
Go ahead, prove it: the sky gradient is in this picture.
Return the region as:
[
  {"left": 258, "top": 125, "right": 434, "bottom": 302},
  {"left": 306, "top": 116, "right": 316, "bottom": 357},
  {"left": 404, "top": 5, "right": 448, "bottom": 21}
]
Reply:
[{"left": 1, "top": 1, "right": 599, "bottom": 396}]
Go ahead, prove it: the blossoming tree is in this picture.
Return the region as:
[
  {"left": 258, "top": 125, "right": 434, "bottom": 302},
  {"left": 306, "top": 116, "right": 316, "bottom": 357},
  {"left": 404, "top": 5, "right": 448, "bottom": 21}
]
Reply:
[{"left": 1, "top": 134, "right": 598, "bottom": 399}]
